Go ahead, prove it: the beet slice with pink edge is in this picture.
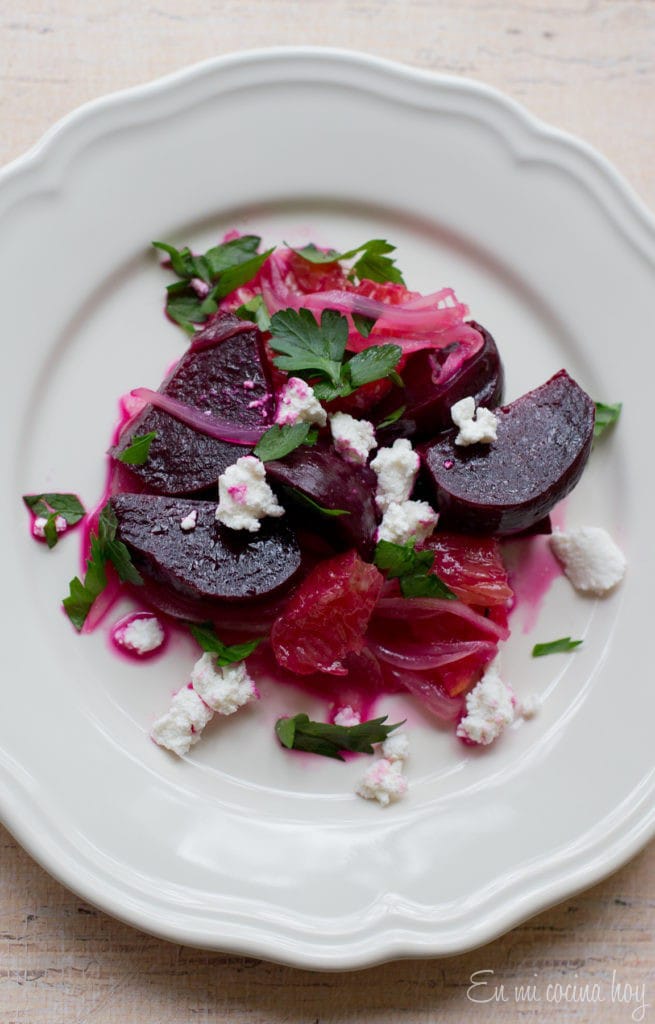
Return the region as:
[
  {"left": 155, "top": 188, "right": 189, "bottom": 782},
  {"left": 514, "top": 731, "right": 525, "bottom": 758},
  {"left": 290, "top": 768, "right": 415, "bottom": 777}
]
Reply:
[
  {"left": 265, "top": 442, "right": 379, "bottom": 559},
  {"left": 422, "top": 369, "right": 595, "bottom": 535},
  {"left": 111, "top": 494, "right": 301, "bottom": 602},
  {"left": 374, "top": 321, "right": 504, "bottom": 440},
  {"left": 111, "top": 312, "right": 275, "bottom": 495}
]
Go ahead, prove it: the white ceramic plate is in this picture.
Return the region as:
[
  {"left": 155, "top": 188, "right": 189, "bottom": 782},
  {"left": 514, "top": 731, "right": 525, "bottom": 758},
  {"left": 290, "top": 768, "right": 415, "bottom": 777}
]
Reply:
[{"left": 1, "top": 48, "right": 653, "bottom": 970}]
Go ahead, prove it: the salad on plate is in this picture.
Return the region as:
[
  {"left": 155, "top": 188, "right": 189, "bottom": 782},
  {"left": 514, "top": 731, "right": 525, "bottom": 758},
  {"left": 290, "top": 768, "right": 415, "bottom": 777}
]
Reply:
[{"left": 23, "top": 233, "right": 625, "bottom": 807}]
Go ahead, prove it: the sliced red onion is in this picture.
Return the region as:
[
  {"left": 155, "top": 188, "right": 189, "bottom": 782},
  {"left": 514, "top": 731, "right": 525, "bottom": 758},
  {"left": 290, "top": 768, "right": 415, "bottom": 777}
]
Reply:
[
  {"left": 189, "top": 316, "right": 257, "bottom": 353},
  {"left": 385, "top": 666, "right": 465, "bottom": 721},
  {"left": 300, "top": 290, "right": 469, "bottom": 332},
  {"left": 371, "top": 639, "right": 496, "bottom": 671},
  {"left": 374, "top": 597, "right": 510, "bottom": 641},
  {"left": 131, "top": 389, "right": 266, "bottom": 445}
]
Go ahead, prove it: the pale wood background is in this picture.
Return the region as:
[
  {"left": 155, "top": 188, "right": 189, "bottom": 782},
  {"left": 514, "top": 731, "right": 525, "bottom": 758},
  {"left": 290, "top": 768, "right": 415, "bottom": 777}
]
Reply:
[{"left": 1, "top": 2, "right": 653, "bottom": 1021}]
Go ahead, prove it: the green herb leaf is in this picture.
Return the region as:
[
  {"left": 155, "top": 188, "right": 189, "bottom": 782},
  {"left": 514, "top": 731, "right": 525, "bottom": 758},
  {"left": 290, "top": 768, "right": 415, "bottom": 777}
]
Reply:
[
  {"left": 532, "top": 637, "right": 583, "bottom": 657},
  {"left": 117, "top": 431, "right": 157, "bottom": 466},
  {"left": 594, "top": 401, "right": 622, "bottom": 439},
  {"left": 291, "top": 238, "right": 405, "bottom": 285},
  {"left": 23, "top": 492, "right": 86, "bottom": 549},
  {"left": 345, "top": 344, "right": 402, "bottom": 390},
  {"left": 352, "top": 313, "right": 376, "bottom": 338},
  {"left": 376, "top": 406, "right": 406, "bottom": 430},
  {"left": 62, "top": 503, "right": 142, "bottom": 630},
  {"left": 254, "top": 422, "right": 314, "bottom": 462},
  {"left": 285, "top": 487, "right": 350, "bottom": 517},
  {"left": 275, "top": 713, "right": 404, "bottom": 761},
  {"left": 269, "top": 307, "right": 402, "bottom": 400},
  {"left": 235, "top": 294, "right": 272, "bottom": 331},
  {"left": 189, "top": 622, "right": 262, "bottom": 667},
  {"left": 154, "top": 236, "right": 272, "bottom": 334},
  {"left": 374, "top": 539, "right": 457, "bottom": 600},
  {"left": 23, "top": 492, "right": 85, "bottom": 524},
  {"left": 287, "top": 242, "right": 341, "bottom": 265}
]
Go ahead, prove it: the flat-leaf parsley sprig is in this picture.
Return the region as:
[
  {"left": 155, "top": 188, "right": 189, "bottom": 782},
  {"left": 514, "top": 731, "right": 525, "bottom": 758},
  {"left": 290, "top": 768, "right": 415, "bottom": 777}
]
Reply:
[
  {"left": 189, "top": 622, "right": 263, "bottom": 668},
  {"left": 22, "top": 493, "right": 85, "bottom": 549},
  {"left": 374, "top": 539, "right": 457, "bottom": 600},
  {"left": 290, "top": 238, "right": 406, "bottom": 286},
  {"left": 63, "top": 504, "right": 142, "bottom": 631},
  {"left": 276, "top": 713, "right": 404, "bottom": 761},
  {"left": 268, "top": 307, "right": 402, "bottom": 402}
]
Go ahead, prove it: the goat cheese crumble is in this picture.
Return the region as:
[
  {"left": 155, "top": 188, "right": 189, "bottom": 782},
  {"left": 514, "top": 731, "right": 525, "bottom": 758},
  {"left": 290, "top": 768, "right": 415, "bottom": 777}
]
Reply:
[
  {"left": 381, "top": 732, "right": 410, "bottom": 762},
  {"left": 549, "top": 526, "right": 626, "bottom": 595},
  {"left": 151, "top": 685, "right": 213, "bottom": 757},
  {"left": 450, "top": 396, "right": 498, "bottom": 446},
  {"left": 190, "top": 654, "right": 258, "bottom": 715},
  {"left": 356, "top": 757, "right": 408, "bottom": 807},
  {"left": 370, "top": 438, "right": 420, "bottom": 512},
  {"left": 117, "top": 615, "right": 165, "bottom": 655},
  {"left": 329, "top": 412, "right": 377, "bottom": 465},
  {"left": 333, "top": 705, "right": 361, "bottom": 727},
  {"left": 215, "top": 455, "right": 284, "bottom": 532},
  {"left": 33, "top": 515, "right": 67, "bottom": 538},
  {"left": 376, "top": 500, "right": 438, "bottom": 545},
  {"left": 274, "top": 377, "right": 327, "bottom": 428},
  {"left": 179, "top": 509, "right": 198, "bottom": 531},
  {"left": 456, "top": 661, "right": 516, "bottom": 746}
]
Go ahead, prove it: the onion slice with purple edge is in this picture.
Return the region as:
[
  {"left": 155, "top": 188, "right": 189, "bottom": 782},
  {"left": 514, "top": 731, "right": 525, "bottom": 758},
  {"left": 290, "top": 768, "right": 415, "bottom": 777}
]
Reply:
[
  {"left": 188, "top": 317, "right": 256, "bottom": 353},
  {"left": 373, "top": 597, "right": 510, "bottom": 642},
  {"left": 130, "top": 388, "right": 267, "bottom": 445},
  {"left": 383, "top": 666, "right": 465, "bottom": 721},
  {"left": 371, "top": 639, "right": 497, "bottom": 671}
]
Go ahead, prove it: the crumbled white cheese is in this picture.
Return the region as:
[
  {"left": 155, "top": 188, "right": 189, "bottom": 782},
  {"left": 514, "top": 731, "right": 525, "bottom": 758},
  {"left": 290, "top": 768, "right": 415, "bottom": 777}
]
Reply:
[
  {"left": 151, "top": 685, "right": 213, "bottom": 757},
  {"left": 381, "top": 732, "right": 410, "bottom": 762},
  {"left": 456, "top": 661, "right": 516, "bottom": 745},
  {"left": 329, "top": 412, "right": 377, "bottom": 465},
  {"left": 118, "top": 615, "right": 165, "bottom": 655},
  {"left": 450, "top": 396, "right": 498, "bottom": 446},
  {"left": 356, "top": 758, "right": 408, "bottom": 807},
  {"left": 33, "top": 515, "right": 67, "bottom": 538},
  {"left": 215, "top": 455, "right": 284, "bottom": 532},
  {"left": 275, "top": 377, "right": 327, "bottom": 427},
  {"left": 518, "top": 694, "right": 540, "bottom": 719},
  {"left": 190, "top": 653, "right": 258, "bottom": 715},
  {"left": 179, "top": 509, "right": 198, "bottom": 532},
  {"left": 333, "top": 705, "right": 361, "bottom": 727},
  {"left": 370, "top": 438, "right": 420, "bottom": 513},
  {"left": 549, "top": 526, "right": 626, "bottom": 596},
  {"left": 376, "top": 500, "right": 438, "bottom": 545}
]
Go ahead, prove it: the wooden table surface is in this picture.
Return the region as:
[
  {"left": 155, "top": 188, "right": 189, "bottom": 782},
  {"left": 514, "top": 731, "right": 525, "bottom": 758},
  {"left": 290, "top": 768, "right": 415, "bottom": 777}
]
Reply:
[{"left": 1, "top": 2, "right": 653, "bottom": 1021}]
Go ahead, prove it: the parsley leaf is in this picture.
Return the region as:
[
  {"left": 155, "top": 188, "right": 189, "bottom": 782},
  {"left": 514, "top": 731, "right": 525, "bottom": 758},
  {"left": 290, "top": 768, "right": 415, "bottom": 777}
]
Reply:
[
  {"left": 23, "top": 493, "right": 86, "bottom": 549},
  {"left": 532, "top": 637, "right": 583, "bottom": 657},
  {"left": 374, "top": 539, "right": 457, "bottom": 600},
  {"left": 235, "top": 294, "right": 271, "bottom": 331},
  {"left": 189, "top": 622, "right": 262, "bottom": 667},
  {"left": 352, "top": 313, "right": 376, "bottom": 338},
  {"left": 268, "top": 308, "right": 402, "bottom": 401},
  {"left": 377, "top": 406, "right": 406, "bottom": 430},
  {"left": 291, "top": 238, "right": 405, "bottom": 285},
  {"left": 62, "top": 503, "right": 142, "bottom": 630},
  {"left": 284, "top": 488, "right": 350, "bottom": 517},
  {"left": 594, "top": 401, "right": 622, "bottom": 439},
  {"left": 153, "top": 236, "right": 272, "bottom": 334},
  {"left": 275, "top": 713, "right": 404, "bottom": 761},
  {"left": 254, "top": 422, "right": 317, "bottom": 462},
  {"left": 117, "top": 431, "right": 156, "bottom": 465}
]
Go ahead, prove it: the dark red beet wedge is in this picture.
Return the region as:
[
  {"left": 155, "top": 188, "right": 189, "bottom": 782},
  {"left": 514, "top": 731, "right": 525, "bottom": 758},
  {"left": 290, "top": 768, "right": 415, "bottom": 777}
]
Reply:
[
  {"left": 375, "top": 322, "right": 504, "bottom": 440},
  {"left": 422, "top": 370, "right": 595, "bottom": 535},
  {"left": 112, "top": 312, "right": 274, "bottom": 495},
  {"left": 265, "top": 442, "right": 379, "bottom": 559},
  {"left": 111, "top": 494, "right": 301, "bottom": 602}
]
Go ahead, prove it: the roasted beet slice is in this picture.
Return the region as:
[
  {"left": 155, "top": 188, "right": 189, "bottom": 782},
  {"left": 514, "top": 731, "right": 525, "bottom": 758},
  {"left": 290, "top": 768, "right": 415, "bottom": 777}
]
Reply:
[
  {"left": 375, "top": 321, "right": 504, "bottom": 440},
  {"left": 422, "top": 370, "right": 595, "bottom": 535},
  {"left": 111, "top": 313, "right": 274, "bottom": 495},
  {"left": 111, "top": 494, "right": 301, "bottom": 601},
  {"left": 265, "top": 442, "right": 379, "bottom": 559}
]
